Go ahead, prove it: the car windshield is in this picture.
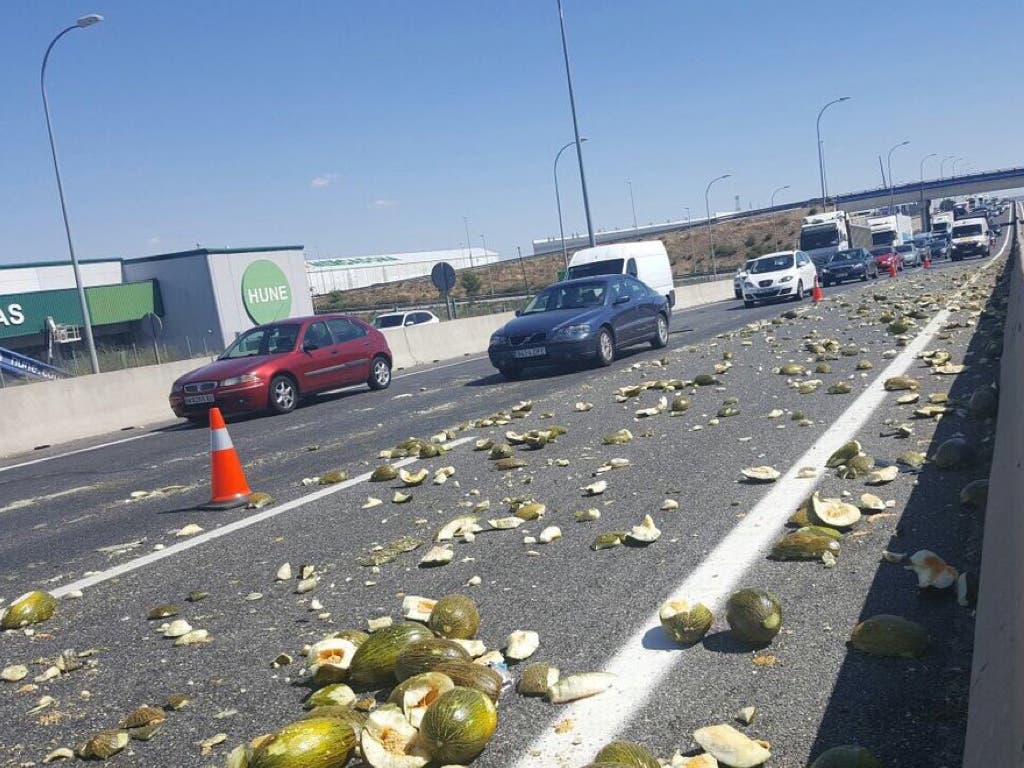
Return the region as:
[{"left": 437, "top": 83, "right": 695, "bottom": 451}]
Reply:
[
  {"left": 374, "top": 315, "right": 403, "bottom": 328},
  {"left": 870, "top": 247, "right": 893, "bottom": 257},
  {"left": 953, "top": 224, "right": 983, "bottom": 237},
  {"left": 750, "top": 254, "right": 794, "bottom": 273},
  {"left": 522, "top": 281, "right": 607, "bottom": 314},
  {"left": 829, "top": 250, "right": 860, "bottom": 263},
  {"left": 565, "top": 259, "right": 624, "bottom": 279},
  {"left": 895, "top": 244, "right": 913, "bottom": 253},
  {"left": 799, "top": 226, "right": 840, "bottom": 250},
  {"left": 220, "top": 324, "right": 299, "bottom": 359}
]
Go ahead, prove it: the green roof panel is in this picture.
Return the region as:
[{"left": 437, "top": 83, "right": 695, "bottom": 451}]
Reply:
[{"left": 0, "top": 281, "right": 159, "bottom": 340}]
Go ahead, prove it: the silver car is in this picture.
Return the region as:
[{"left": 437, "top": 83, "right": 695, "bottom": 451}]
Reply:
[{"left": 895, "top": 243, "right": 921, "bottom": 268}]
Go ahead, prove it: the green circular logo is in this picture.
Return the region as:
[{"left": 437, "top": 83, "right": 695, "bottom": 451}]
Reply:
[{"left": 241, "top": 260, "right": 292, "bottom": 324}]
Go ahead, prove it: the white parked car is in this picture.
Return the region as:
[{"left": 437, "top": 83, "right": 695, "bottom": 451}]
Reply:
[
  {"left": 734, "top": 258, "right": 757, "bottom": 299},
  {"left": 741, "top": 250, "right": 817, "bottom": 308},
  {"left": 373, "top": 310, "right": 441, "bottom": 329}
]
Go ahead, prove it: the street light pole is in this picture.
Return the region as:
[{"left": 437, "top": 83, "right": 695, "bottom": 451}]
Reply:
[
  {"left": 704, "top": 173, "right": 731, "bottom": 278},
  {"left": 952, "top": 157, "right": 966, "bottom": 178},
  {"left": 887, "top": 140, "right": 910, "bottom": 215},
  {"left": 556, "top": 0, "right": 595, "bottom": 247},
  {"left": 919, "top": 153, "right": 937, "bottom": 227},
  {"left": 816, "top": 96, "right": 850, "bottom": 210},
  {"left": 940, "top": 154, "right": 955, "bottom": 179},
  {"left": 41, "top": 14, "right": 104, "bottom": 375},
  {"left": 628, "top": 180, "right": 638, "bottom": 235},
  {"left": 770, "top": 184, "right": 790, "bottom": 246},
  {"left": 479, "top": 234, "right": 494, "bottom": 298},
  {"left": 554, "top": 137, "right": 587, "bottom": 270},
  {"left": 462, "top": 216, "right": 474, "bottom": 268}
]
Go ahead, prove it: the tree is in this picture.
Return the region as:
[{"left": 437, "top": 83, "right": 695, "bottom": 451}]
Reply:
[{"left": 460, "top": 270, "right": 483, "bottom": 297}]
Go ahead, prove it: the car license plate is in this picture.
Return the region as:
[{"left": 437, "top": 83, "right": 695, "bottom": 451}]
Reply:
[
  {"left": 512, "top": 347, "right": 546, "bottom": 359},
  {"left": 184, "top": 394, "right": 215, "bottom": 405}
]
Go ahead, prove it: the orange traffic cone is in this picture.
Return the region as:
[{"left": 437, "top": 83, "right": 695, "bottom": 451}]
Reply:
[
  {"left": 888, "top": 261, "right": 898, "bottom": 278},
  {"left": 202, "top": 407, "right": 251, "bottom": 510},
  {"left": 811, "top": 275, "right": 823, "bottom": 303},
  {"left": 923, "top": 253, "right": 932, "bottom": 269}
]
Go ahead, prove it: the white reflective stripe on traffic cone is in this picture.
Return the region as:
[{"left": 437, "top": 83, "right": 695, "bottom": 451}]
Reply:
[{"left": 210, "top": 428, "right": 234, "bottom": 453}]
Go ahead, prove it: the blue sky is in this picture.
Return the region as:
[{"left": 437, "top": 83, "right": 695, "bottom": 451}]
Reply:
[{"left": 2, "top": 1, "right": 1021, "bottom": 266}]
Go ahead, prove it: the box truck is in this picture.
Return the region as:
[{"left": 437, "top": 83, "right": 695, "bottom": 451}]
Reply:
[{"left": 565, "top": 241, "right": 676, "bottom": 307}]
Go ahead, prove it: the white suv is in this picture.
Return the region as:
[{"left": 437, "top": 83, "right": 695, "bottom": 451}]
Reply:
[
  {"left": 742, "top": 251, "right": 818, "bottom": 308},
  {"left": 373, "top": 310, "right": 441, "bottom": 329}
]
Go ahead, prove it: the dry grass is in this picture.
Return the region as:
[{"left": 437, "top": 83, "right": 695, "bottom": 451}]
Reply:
[{"left": 315, "top": 207, "right": 813, "bottom": 312}]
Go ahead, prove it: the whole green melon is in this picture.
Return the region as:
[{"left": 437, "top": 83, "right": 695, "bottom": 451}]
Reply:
[
  {"left": 249, "top": 717, "right": 356, "bottom": 768},
  {"left": 394, "top": 639, "right": 471, "bottom": 682},
  {"left": 726, "top": 588, "right": 783, "bottom": 644},
  {"left": 347, "top": 622, "right": 433, "bottom": 688},
  {"left": 428, "top": 594, "right": 480, "bottom": 639},
  {"left": 593, "top": 740, "right": 661, "bottom": 768},
  {"left": 419, "top": 687, "right": 498, "bottom": 765}
]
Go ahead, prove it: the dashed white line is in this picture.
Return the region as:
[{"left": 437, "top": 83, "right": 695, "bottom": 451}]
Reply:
[
  {"left": 48, "top": 435, "right": 475, "bottom": 598},
  {"left": 512, "top": 237, "right": 1008, "bottom": 767}
]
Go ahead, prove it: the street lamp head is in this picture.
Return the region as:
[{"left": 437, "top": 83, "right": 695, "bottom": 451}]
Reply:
[
  {"left": 838, "top": 96, "right": 851, "bottom": 102},
  {"left": 76, "top": 14, "right": 104, "bottom": 28},
  {"left": 899, "top": 140, "right": 910, "bottom": 148}
]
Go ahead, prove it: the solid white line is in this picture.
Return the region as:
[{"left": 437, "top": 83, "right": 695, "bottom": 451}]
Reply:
[
  {"left": 0, "top": 432, "right": 161, "bottom": 475},
  {"left": 512, "top": 239, "right": 1008, "bottom": 767},
  {"left": 50, "top": 435, "right": 476, "bottom": 598}
]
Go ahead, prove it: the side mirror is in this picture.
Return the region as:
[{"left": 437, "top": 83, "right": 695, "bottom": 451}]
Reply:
[
  {"left": 514, "top": 309, "right": 522, "bottom": 317},
  {"left": 614, "top": 295, "right": 631, "bottom": 305},
  {"left": 303, "top": 341, "right": 319, "bottom": 352}
]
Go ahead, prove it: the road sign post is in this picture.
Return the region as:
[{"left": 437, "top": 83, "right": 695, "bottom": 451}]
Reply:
[{"left": 431, "top": 262, "right": 457, "bottom": 321}]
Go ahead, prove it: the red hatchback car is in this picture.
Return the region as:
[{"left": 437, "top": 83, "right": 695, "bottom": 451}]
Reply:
[
  {"left": 869, "top": 245, "right": 903, "bottom": 274},
  {"left": 169, "top": 314, "right": 392, "bottom": 422}
]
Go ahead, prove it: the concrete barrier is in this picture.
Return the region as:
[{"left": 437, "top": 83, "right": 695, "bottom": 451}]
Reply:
[
  {"left": 0, "top": 358, "right": 203, "bottom": 457},
  {"left": 963, "top": 202, "right": 1023, "bottom": 766},
  {"left": 0, "top": 280, "right": 737, "bottom": 457}
]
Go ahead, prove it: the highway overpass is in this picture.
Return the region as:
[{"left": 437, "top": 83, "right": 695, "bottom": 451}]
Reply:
[{"left": 532, "top": 165, "right": 1024, "bottom": 256}]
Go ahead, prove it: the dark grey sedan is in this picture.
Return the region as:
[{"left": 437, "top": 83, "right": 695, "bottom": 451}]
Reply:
[
  {"left": 819, "top": 248, "right": 879, "bottom": 286},
  {"left": 488, "top": 275, "right": 669, "bottom": 379}
]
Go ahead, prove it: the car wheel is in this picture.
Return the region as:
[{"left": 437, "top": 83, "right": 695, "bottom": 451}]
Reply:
[
  {"left": 743, "top": 299, "right": 755, "bottom": 308},
  {"left": 596, "top": 327, "right": 615, "bottom": 367},
  {"left": 268, "top": 374, "right": 298, "bottom": 415},
  {"left": 650, "top": 314, "right": 669, "bottom": 349},
  {"left": 367, "top": 355, "right": 391, "bottom": 390},
  {"left": 792, "top": 280, "right": 804, "bottom": 301},
  {"left": 497, "top": 364, "right": 522, "bottom": 380}
]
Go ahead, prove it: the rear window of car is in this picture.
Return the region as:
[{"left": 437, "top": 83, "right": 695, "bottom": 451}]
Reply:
[
  {"left": 895, "top": 244, "right": 913, "bottom": 253},
  {"left": 327, "top": 317, "right": 367, "bottom": 342},
  {"left": 374, "top": 314, "right": 404, "bottom": 328}
]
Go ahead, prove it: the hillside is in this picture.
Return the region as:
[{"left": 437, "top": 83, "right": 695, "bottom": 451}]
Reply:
[{"left": 315, "top": 206, "right": 813, "bottom": 313}]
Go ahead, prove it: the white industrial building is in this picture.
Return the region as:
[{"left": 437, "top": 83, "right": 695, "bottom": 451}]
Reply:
[{"left": 306, "top": 247, "right": 498, "bottom": 295}]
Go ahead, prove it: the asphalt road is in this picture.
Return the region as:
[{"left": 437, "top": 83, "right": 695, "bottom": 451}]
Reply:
[{"left": 0, "top": 236, "right": 1008, "bottom": 768}]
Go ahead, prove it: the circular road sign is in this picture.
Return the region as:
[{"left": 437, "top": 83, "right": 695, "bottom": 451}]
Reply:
[
  {"left": 242, "top": 260, "right": 293, "bottom": 324},
  {"left": 431, "top": 262, "right": 457, "bottom": 293}
]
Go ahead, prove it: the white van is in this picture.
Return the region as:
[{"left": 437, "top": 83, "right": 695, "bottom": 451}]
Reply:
[{"left": 565, "top": 241, "right": 675, "bottom": 307}]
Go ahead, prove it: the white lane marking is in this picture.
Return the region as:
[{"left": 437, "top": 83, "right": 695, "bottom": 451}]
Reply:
[
  {"left": 0, "top": 432, "right": 161, "bottom": 475},
  {"left": 512, "top": 242, "right": 1008, "bottom": 766},
  {"left": 50, "top": 435, "right": 476, "bottom": 598}
]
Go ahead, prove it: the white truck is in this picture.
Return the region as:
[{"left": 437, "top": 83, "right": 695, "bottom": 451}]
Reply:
[
  {"left": 798, "top": 211, "right": 872, "bottom": 269},
  {"left": 867, "top": 214, "right": 914, "bottom": 248},
  {"left": 930, "top": 212, "right": 954, "bottom": 235},
  {"left": 565, "top": 241, "right": 676, "bottom": 307}
]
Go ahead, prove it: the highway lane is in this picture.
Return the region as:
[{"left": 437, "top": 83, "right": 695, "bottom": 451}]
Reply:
[
  {"left": 0, "top": 256, "right": 975, "bottom": 590},
  {"left": 0, "top": 243, "right": 1006, "bottom": 767}
]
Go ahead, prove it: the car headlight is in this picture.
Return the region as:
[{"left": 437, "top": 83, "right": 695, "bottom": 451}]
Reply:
[
  {"left": 744, "top": 281, "right": 755, "bottom": 288},
  {"left": 779, "top": 275, "right": 793, "bottom": 283},
  {"left": 490, "top": 333, "right": 507, "bottom": 346},
  {"left": 171, "top": 381, "right": 184, "bottom": 394},
  {"left": 553, "top": 323, "right": 591, "bottom": 339},
  {"left": 220, "top": 374, "right": 261, "bottom": 387}
]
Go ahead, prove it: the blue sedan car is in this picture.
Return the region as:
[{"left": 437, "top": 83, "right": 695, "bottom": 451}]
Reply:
[{"left": 488, "top": 275, "right": 670, "bottom": 379}]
